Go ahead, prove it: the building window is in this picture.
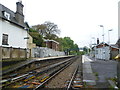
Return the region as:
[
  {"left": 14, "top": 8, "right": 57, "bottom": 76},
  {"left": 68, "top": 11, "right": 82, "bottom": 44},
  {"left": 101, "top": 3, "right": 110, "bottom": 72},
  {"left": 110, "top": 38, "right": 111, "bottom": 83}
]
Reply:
[
  {"left": 96, "top": 50, "right": 98, "bottom": 54},
  {"left": 2, "top": 34, "right": 8, "bottom": 45},
  {"left": 3, "top": 11, "right": 10, "bottom": 20}
]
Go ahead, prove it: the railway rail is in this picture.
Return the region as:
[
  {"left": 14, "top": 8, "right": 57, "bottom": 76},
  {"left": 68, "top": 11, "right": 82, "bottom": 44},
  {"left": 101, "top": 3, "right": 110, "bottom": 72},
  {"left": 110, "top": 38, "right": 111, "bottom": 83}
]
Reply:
[
  {"left": 1, "top": 57, "right": 73, "bottom": 87},
  {"left": 2, "top": 56, "right": 77, "bottom": 89},
  {"left": 67, "top": 56, "right": 83, "bottom": 89},
  {"left": 2, "top": 57, "right": 69, "bottom": 80}
]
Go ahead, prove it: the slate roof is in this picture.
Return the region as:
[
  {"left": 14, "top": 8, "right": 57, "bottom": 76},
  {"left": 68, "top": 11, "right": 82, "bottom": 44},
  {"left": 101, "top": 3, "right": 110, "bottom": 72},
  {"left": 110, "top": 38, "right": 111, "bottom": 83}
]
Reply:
[
  {"left": 92, "top": 42, "right": 119, "bottom": 49},
  {"left": 0, "top": 3, "right": 28, "bottom": 29},
  {"left": 44, "top": 39, "right": 59, "bottom": 44},
  {"left": 116, "top": 38, "right": 120, "bottom": 48}
]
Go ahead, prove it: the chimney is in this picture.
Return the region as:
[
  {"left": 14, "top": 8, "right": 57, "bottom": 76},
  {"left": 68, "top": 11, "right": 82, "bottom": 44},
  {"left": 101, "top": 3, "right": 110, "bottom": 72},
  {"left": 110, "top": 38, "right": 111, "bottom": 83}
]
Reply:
[
  {"left": 15, "top": 1, "right": 24, "bottom": 25},
  {"left": 97, "top": 38, "right": 99, "bottom": 44}
]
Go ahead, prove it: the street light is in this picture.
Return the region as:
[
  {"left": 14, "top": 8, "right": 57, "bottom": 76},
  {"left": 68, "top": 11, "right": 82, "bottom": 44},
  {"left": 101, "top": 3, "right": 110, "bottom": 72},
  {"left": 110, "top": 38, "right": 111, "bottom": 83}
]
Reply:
[
  {"left": 108, "top": 29, "right": 113, "bottom": 44},
  {"left": 92, "top": 37, "right": 96, "bottom": 61},
  {"left": 99, "top": 25, "right": 104, "bottom": 43},
  {"left": 92, "top": 37, "right": 96, "bottom": 45},
  {"left": 99, "top": 25, "right": 105, "bottom": 60}
]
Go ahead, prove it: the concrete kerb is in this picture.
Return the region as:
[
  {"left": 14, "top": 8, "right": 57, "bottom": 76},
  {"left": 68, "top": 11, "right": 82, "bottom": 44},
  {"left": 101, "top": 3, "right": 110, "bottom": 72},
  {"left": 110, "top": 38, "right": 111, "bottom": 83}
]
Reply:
[
  {"left": 2, "top": 55, "right": 73, "bottom": 75},
  {"left": 82, "top": 55, "right": 96, "bottom": 86}
]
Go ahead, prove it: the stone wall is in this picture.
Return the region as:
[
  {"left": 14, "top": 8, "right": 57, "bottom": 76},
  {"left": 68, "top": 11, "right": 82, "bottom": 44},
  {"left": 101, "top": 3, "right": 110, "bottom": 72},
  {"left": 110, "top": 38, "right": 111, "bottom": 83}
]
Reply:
[
  {"left": 1, "top": 46, "right": 29, "bottom": 60},
  {"left": 32, "top": 47, "right": 65, "bottom": 58}
]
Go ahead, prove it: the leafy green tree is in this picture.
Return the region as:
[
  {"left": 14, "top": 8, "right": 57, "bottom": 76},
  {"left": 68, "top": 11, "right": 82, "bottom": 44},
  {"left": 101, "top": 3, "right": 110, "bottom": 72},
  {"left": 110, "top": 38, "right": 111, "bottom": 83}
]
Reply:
[
  {"left": 30, "top": 22, "right": 80, "bottom": 55},
  {"left": 32, "top": 24, "right": 46, "bottom": 36},
  {"left": 83, "top": 46, "right": 89, "bottom": 54},
  {"left": 32, "top": 21, "right": 60, "bottom": 41},
  {"left": 29, "top": 28, "right": 37, "bottom": 32},
  {"left": 44, "top": 21, "right": 60, "bottom": 36},
  {"left": 29, "top": 28, "right": 45, "bottom": 47},
  {"left": 57, "top": 37, "right": 79, "bottom": 55}
]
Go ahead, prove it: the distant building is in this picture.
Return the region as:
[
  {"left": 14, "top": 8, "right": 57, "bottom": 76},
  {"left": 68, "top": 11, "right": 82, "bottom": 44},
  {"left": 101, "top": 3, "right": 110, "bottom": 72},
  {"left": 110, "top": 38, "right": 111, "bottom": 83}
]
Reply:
[
  {"left": 93, "top": 43, "right": 119, "bottom": 60},
  {"left": 44, "top": 39, "right": 59, "bottom": 51}
]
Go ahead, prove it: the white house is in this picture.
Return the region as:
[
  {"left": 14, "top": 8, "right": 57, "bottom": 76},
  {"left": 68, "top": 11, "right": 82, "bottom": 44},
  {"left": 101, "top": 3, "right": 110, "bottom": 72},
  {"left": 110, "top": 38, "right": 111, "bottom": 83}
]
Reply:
[
  {"left": 94, "top": 43, "right": 119, "bottom": 60},
  {"left": 0, "top": 1, "right": 28, "bottom": 48}
]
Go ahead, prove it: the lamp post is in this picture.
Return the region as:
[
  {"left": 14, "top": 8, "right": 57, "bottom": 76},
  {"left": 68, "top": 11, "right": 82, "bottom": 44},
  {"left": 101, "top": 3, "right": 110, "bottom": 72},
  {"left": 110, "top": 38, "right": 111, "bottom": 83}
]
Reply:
[
  {"left": 92, "top": 37, "right": 96, "bottom": 45},
  {"left": 108, "top": 29, "right": 113, "bottom": 44},
  {"left": 92, "top": 37, "right": 96, "bottom": 61},
  {"left": 99, "top": 25, "right": 104, "bottom": 43},
  {"left": 99, "top": 25, "right": 105, "bottom": 60}
]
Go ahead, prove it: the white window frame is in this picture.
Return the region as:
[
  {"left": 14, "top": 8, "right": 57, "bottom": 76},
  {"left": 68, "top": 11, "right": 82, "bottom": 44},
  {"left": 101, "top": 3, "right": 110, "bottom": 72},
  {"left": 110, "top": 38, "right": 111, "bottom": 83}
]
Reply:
[
  {"left": 4, "top": 12, "right": 10, "bottom": 20},
  {"left": 2, "top": 34, "right": 9, "bottom": 45}
]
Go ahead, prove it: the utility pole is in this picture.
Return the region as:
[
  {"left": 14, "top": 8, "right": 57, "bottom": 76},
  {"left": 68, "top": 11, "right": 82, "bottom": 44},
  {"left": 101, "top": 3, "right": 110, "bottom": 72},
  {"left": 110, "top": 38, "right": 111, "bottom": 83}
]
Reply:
[
  {"left": 99, "top": 25, "right": 104, "bottom": 43},
  {"left": 108, "top": 29, "right": 113, "bottom": 44},
  {"left": 99, "top": 25, "right": 105, "bottom": 60},
  {"left": 92, "top": 37, "right": 96, "bottom": 60}
]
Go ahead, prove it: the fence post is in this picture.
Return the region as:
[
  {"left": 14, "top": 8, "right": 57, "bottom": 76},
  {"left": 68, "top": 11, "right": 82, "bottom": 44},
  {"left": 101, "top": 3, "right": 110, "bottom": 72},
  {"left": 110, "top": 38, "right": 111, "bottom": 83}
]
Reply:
[{"left": 0, "top": 46, "right": 2, "bottom": 60}]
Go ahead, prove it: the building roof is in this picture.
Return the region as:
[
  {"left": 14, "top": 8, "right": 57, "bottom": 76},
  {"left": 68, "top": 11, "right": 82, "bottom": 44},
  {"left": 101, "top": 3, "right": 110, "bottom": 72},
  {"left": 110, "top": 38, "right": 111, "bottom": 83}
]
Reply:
[
  {"left": 0, "top": 3, "right": 28, "bottom": 29},
  {"left": 116, "top": 38, "right": 120, "bottom": 48},
  {"left": 94, "top": 42, "right": 119, "bottom": 49},
  {"left": 44, "top": 39, "right": 59, "bottom": 44}
]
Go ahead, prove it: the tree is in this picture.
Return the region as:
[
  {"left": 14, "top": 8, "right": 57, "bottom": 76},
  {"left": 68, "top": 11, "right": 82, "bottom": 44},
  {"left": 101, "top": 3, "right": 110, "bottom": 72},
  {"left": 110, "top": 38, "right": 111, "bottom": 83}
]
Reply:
[
  {"left": 32, "top": 24, "right": 47, "bottom": 36},
  {"left": 32, "top": 21, "right": 60, "bottom": 40},
  {"left": 83, "top": 46, "right": 90, "bottom": 54},
  {"left": 44, "top": 21, "right": 60, "bottom": 35},
  {"left": 29, "top": 28, "right": 45, "bottom": 47},
  {"left": 57, "top": 37, "right": 79, "bottom": 55}
]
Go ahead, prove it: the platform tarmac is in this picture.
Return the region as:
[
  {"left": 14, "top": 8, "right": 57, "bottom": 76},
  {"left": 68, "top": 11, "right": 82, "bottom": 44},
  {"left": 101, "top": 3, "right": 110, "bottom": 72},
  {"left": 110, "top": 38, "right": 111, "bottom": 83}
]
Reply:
[{"left": 82, "top": 55, "right": 118, "bottom": 88}]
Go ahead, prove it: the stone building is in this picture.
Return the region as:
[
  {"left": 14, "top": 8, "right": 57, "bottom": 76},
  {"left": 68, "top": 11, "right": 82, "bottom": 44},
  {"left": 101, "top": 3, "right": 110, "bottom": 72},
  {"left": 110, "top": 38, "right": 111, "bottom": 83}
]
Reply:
[
  {"left": 44, "top": 39, "right": 59, "bottom": 51},
  {"left": 0, "top": 1, "right": 31, "bottom": 60}
]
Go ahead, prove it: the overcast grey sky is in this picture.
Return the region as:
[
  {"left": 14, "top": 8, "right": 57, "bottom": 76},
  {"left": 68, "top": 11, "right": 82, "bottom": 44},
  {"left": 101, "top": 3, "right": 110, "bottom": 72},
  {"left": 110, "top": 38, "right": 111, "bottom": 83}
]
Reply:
[{"left": 1, "top": 0, "right": 119, "bottom": 47}]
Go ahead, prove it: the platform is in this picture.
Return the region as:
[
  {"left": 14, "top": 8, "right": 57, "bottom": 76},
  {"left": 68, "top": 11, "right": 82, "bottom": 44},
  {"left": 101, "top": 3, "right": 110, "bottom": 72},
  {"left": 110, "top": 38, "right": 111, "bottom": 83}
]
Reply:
[
  {"left": 82, "top": 55, "right": 96, "bottom": 86},
  {"left": 2, "top": 55, "right": 73, "bottom": 75}
]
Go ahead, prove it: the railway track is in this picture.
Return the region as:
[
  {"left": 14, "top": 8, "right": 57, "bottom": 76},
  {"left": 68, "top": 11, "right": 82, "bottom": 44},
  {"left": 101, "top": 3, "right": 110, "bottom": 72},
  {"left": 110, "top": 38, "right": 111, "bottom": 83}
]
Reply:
[
  {"left": 2, "top": 57, "right": 68, "bottom": 80},
  {"left": 1, "top": 57, "right": 73, "bottom": 88},
  {"left": 34, "top": 60, "right": 74, "bottom": 89},
  {"left": 40, "top": 56, "right": 82, "bottom": 89},
  {"left": 2, "top": 56, "right": 77, "bottom": 89},
  {"left": 67, "top": 64, "right": 83, "bottom": 89}
]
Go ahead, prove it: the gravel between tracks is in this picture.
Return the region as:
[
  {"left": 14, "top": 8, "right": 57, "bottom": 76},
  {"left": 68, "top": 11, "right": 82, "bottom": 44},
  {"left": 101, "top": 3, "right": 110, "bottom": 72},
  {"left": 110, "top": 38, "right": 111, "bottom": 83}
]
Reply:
[{"left": 45, "top": 57, "right": 81, "bottom": 88}]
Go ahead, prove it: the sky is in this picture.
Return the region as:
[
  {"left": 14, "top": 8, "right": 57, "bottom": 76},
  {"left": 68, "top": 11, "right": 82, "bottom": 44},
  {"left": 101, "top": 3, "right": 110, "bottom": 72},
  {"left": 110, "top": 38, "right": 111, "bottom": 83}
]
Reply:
[{"left": 1, "top": 0, "right": 120, "bottom": 47}]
